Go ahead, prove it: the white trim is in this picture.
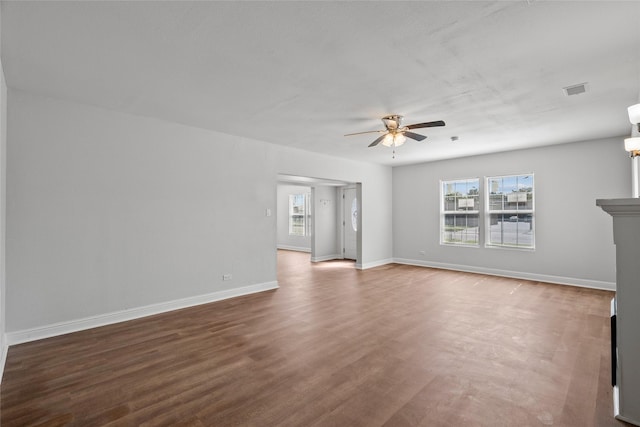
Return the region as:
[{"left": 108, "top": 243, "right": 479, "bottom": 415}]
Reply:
[
  {"left": 356, "top": 258, "right": 394, "bottom": 270},
  {"left": 440, "top": 177, "right": 481, "bottom": 247},
  {"left": 277, "top": 245, "right": 311, "bottom": 253},
  {"left": 613, "top": 385, "right": 640, "bottom": 426},
  {"left": 393, "top": 258, "right": 615, "bottom": 291},
  {"left": 0, "top": 337, "right": 7, "bottom": 383},
  {"left": 311, "top": 254, "right": 342, "bottom": 262},
  {"left": 6, "top": 281, "right": 279, "bottom": 346},
  {"left": 485, "top": 173, "right": 535, "bottom": 250}
]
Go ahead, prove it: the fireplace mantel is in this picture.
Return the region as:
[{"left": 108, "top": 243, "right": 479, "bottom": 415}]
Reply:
[{"left": 597, "top": 198, "right": 640, "bottom": 426}]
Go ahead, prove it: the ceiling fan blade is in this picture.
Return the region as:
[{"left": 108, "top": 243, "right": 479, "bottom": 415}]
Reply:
[
  {"left": 368, "top": 134, "right": 387, "bottom": 147},
  {"left": 403, "top": 131, "right": 427, "bottom": 141},
  {"left": 406, "top": 120, "right": 446, "bottom": 130},
  {"left": 344, "top": 129, "right": 385, "bottom": 137}
]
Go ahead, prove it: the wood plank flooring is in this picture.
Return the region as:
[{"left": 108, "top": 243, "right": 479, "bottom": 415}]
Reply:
[{"left": 1, "top": 250, "right": 628, "bottom": 426}]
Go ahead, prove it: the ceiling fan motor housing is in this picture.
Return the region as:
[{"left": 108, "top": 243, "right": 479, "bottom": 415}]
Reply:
[{"left": 382, "top": 115, "right": 403, "bottom": 130}]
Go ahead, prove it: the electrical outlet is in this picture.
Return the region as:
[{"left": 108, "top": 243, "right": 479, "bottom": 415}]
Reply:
[
  {"left": 419, "top": 250, "right": 426, "bottom": 256},
  {"left": 223, "top": 274, "right": 232, "bottom": 281}
]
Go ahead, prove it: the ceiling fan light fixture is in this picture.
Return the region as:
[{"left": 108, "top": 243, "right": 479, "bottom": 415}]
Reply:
[
  {"left": 345, "top": 115, "right": 445, "bottom": 148},
  {"left": 382, "top": 133, "right": 406, "bottom": 147}
]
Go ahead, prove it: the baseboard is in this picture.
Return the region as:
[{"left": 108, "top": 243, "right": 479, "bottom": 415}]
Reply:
[
  {"left": 0, "top": 336, "right": 7, "bottom": 383},
  {"left": 393, "top": 258, "right": 615, "bottom": 291},
  {"left": 356, "top": 258, "right": 394, "bottom": 270},
  {"left": 311, "top": 254, "right": 341, "bottom": 262},
  {"left": 6, "top": 281, "right": 279, "bottom": 346},
  {"left": 277, "top": 245, "right": 311, "bottom": 253}
]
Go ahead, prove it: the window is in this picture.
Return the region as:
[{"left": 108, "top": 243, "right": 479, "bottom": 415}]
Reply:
[
  {"left": 486, "top": 174, "right": 534, "bottom": 249},
  {"left": 289, "top": 193, "right": 310, "bottom": 236},
  {"left": 440, "top": 178, "right": 480, "bottom": 246}
]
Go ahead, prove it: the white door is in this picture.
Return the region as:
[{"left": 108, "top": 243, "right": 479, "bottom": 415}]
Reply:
[{"left": 343, "top": 187, "right": 357, "bottom": 260}]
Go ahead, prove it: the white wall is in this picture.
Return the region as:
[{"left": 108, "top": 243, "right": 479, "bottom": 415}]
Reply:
[
  {"left": 311, "top": 185, "right": 339, "bottom": 261},
  {"left": 6, "top": 90, "right": 279, "bottom": 336},
  {"left": 0, "top": 4, "right": 7, "bottom": 379},
  {"left": 5, "top": 89, "right": 394, "bottom": 341},
  {"left": 393, "top": 137, "right": 630, "bottom": 289},
  {"left": 276, "top": 184, "right": 311, "bottom": 252},
  {"left": 275, "top": 147, "right": 393, "bottom": 269}
]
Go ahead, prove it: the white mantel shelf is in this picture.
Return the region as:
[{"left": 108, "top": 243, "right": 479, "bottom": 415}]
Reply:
[
  {"left": 597, "top": 198, "right": 640, "bottom": 215},
  {"left": 597, "top": 198, "right": 640, "bottom": 426}
]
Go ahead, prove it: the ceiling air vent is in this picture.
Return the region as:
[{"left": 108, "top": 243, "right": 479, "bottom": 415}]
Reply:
[{"left": 563, "top": 82, "right": 588, "bottom": 96}]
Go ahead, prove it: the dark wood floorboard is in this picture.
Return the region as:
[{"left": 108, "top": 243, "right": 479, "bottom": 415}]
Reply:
[{"left": 1, "top": 250, "right": 629, "bottom": 426}]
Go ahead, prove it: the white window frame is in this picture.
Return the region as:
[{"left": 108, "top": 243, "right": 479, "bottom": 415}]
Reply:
[
  {"left": 288, "top": 193, "right": 310, "bottom": 237},
  {"left": 485, "top": 173, "right": 535, "bottom": 250},
  {"left": 440, "top": 178, "right": 480, "bottom": 247}
]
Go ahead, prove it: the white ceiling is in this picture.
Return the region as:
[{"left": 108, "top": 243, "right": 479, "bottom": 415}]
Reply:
[{"left": 2, "top": 1, "right": 639, "bottom": 166}]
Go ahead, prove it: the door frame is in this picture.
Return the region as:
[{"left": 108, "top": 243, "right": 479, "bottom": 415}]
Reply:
[
  {"left": 340, "top": 186, "right": 357, "bottom": 260},
  {"left": 276, "top": 174, "right": 360, "bottom": 267}
]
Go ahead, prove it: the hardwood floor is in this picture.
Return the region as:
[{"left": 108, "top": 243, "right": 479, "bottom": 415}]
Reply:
[{"left": 1, "top": 250, "right": 627, "bottom": 426}]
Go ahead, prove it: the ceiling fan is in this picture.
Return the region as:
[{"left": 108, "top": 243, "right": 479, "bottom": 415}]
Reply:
[{"left": 345, "top": 115, "right": 446, "bottom": 148}]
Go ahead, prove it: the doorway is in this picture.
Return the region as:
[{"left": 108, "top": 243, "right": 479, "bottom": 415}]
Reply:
[{"left": 276, "top": 175, "right": 360, "bottom": 267}]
